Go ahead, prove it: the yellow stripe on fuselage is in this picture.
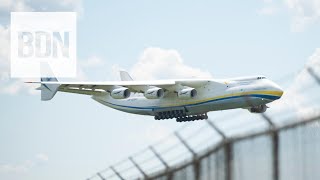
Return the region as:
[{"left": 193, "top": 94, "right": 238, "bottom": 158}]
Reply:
[{"left": 158, "top": 90, "right": 283, "bottom": 108}]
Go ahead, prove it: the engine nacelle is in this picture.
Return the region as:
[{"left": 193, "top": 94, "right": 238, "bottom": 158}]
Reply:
[
  {"left": 249, "top": 105, "right": 267, "bottom": 113},
  {"left": 110, "top": 87, "right": 130, "bottom": 99},
  {"left": 144, "top": 87, "right": 164, "bottom": 99},
  {"left": 178, "top": 88, "right": 197, "bottom": 99}
]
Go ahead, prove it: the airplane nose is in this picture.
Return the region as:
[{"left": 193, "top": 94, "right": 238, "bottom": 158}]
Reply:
[
  {"left": 272, "top": 82, "right": 284, "bottom": 97},
  {"left": 277, "top": 87, "right": 284, "bottom": 96}
]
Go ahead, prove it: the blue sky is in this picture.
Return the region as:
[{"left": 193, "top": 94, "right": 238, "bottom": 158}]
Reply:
[{"left": 0, "top": 0, "right": 320, "bottom": 180}]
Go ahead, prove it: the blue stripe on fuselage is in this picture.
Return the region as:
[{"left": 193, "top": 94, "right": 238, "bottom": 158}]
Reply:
[{"left": 98, "top": 94, "right": 280, "bottom": 110}]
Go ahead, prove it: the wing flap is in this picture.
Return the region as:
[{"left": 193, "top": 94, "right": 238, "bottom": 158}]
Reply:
[
  {"left": 48, "top": 80, "right": 177, "bottom": 93},
  {"left": 46, "top": 79, "right": 212, "bottom": 96},
  {"left": 59, "top": 88, "right": 106, "bottom": 96}
]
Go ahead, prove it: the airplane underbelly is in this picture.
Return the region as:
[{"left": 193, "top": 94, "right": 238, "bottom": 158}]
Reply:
[
  {"left": 93, "top": 98, "right": 153, "bottom": 115},
  {"left": 92, "top": 93, "right": 273, "bottom": 117},
  {"left": 186, "top": 96, "right": 271, "bottom": 114},
  {"left": 119, "top": 96, "right": 270, "bottom": 116}
]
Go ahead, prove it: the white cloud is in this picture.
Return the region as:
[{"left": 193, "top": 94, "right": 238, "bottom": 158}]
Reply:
[
  {"left": 0, "top": 25, "right": 39, "bottom": 95},
  {"left": 0, "top": 0, "right": 32, "bottom": 13},
  {"left": 270, "top": 48, "right": 320, "bottom": 118},
  {"left": 0, "top": 79, "right": 39, "bottom": 95},
  {"left": 0, "top": 0, "right": 82, "bottom": 15},
  {"left": 129, "top": 47, "right": 212, "bottom": 80},
  {"left": 284, "top": 0, "right": 320, "bottom": 32},
  {"left": 0, "top": 0, "right": 83, "bottom": 95},
  {"left": 0, "top": 54, "right": 103, "bottom": 95},
  {"left": 99, "top": 47, "right": 212, "bottom": 81},
  {"left": 0, "top": 25, "right": 35, "bottom": 95},
  {"left": 291, "top": 48, "right": 320, "bottom": 91},
  {"left": 258, "top": 0, "right": 320, "bottom": 31},
  {"left": 0, "top": 161, "right": 33, "bottom": 173},
  {"left": 0, "top": 25, "right": 10, "bottom": 80},
  {"left": 0, "top": 153, "right": 49, "bottom": 174}
]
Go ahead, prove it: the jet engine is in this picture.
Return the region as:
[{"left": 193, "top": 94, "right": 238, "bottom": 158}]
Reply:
[
  {"left": 178, "top": 88, "right": 197, "bottom": 99},
  {"left": 144, "top": 87, "right": 164, "bottom": 99},
  {"left": 249, "top": 104, "right": 267, "bottom": 113},
  {"left": 110, "top": 87, "right": 130, "bottom": 99}
]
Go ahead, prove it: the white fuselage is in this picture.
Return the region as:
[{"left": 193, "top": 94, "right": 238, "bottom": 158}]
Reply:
[{"left": 91, "top": 76, "right": 283, "bottom": 116}]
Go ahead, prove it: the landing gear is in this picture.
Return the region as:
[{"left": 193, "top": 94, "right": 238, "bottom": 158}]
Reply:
[
  {"left": 154, "top": 110, "right": 208, "bottom": 122},
  {"left": 249, "top": 104, "right": 267, "bottom": 113},
  {"left": 154, "top": 110, "right": 186, "bottom": 120},
  {"left": 176, "top": 113, "right": 208, "bottom": 122}
]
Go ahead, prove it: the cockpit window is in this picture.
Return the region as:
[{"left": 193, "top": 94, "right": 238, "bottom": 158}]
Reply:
[{"left": 257, "top": 77, "right": 266, "bottom": 80}]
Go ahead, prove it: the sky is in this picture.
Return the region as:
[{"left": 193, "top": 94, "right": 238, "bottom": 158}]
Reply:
[{"left": 0, "top": 0, "right": 320, "bottom": 180}]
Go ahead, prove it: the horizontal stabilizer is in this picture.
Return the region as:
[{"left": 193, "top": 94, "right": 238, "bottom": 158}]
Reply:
[{"left": 41, "top": 77, "right": 60, "bottom": 101}]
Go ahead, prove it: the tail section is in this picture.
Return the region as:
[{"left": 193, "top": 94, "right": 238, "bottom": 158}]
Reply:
[
  {"left": 119, "top": 71, "right": 133, "bottom": 81},
  {"left": 40, "top": 77, "right": 60, "bottom": 101}
]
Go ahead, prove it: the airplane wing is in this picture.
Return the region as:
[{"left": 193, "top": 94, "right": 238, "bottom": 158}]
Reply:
[
  {"left": 34, "top": 79, "right": 211, "bottom": 100},
  {"left": 47, "top": 80, "right": 210, "bottom": 92},
  {"left": 28, "top": 69, "right": 212, "bottom": 100},
  {"left": 48, "top": 80, "right": 176, "bottom": 92}
]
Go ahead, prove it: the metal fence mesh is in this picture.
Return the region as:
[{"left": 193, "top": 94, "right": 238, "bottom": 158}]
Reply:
[
  {"left": 232, "top": 135, "right": 273, "bottom": 180},
  {"left": 199, "top": 148, "right": 225, "bottom": 180},
  {"left": 86, "top": 66, "right": 320, "bottom": 180},
  {"left": 142, "top": 117, "right": 320, "bottom": 180},
  {"left": 279, "top": 121, "right": 320, "bottom": 180}
]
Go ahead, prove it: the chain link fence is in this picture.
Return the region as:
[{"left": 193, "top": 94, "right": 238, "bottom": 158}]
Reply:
[{"left": 86, "top": 66, "right": 320, "bottom": 180}]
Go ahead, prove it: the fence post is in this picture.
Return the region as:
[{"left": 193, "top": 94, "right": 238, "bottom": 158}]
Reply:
[
  {"left": 149, "top": 146, "right": 173, "bottom": 180},
  {"left": 206, "top": 119, "right": 227, "bottom": 139},
  {"left": 97, "top": 172, "right": 106, "bottom": 180},
  {"left": 307, "top": 67, "right": 320, "bottom": 85},
  {"left": 206, "top": 119, "right": 232, "bottom": 180},
  {"left": 272, "top": 132, "right": 279, "bottom": 180},
  {"left": 110, "top": 166, "right": 125, "bottom": 180},
  {"left": 174, "top": 132, "right": 200, "bottom": 180},
  {"left": 149, "top": 146, "right": 170, "bottom": 170},
  {"left": 174, "top": 132, "right": 196, "bottom": 156},
  {"left": 225, "top": 141, "right": 233, "bottom": 180},
  {"left": 129, "top": 156, "right": 148, "bottom": 179},
  {"left": 261, "top": 113, "right": 279, "bottom": 180}
]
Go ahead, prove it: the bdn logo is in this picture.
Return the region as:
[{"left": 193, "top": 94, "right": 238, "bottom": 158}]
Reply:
[
  {"left": 11, "top": 12, "right": 76, "bottom": 78},
  {"left": 18, "top": 31, "right": 70, "bottom": 58}
]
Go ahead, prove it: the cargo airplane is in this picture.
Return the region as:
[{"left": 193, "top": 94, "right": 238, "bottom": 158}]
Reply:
[{"left": 34, "top": 71, "right": 283, "bottom": 122}]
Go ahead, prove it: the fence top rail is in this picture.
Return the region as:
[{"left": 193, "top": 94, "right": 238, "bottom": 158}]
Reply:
[
  {"left": 145, "top": 113, "right": 320, "bottom": 179},
  {"left": 231, "top": 113, "right": 320, "bottom": 142},
  {"left": 88, "top": 112, "right": 320, "bottom": 180}
]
